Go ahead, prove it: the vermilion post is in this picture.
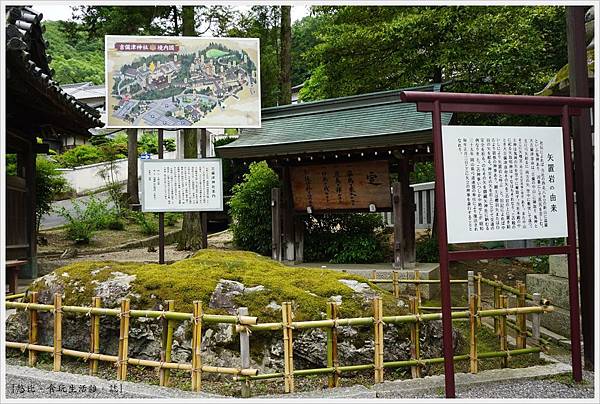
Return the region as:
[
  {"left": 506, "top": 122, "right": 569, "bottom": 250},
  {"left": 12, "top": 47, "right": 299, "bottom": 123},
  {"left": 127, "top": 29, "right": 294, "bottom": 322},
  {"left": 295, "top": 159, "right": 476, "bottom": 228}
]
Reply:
[
  {"left": 561, "top": 105, "right": 583, "bottom": 382},
  {"left": 431, "top": 99, "right": 456, "bottom": 398}
]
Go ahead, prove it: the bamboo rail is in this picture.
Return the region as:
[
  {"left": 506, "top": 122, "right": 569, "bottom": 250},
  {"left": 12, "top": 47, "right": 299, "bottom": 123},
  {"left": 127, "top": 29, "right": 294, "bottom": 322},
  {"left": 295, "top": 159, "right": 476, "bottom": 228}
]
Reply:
[
  {"left": 6, "top": 292, "right": 26, "bottom": 300},
  {"left": 5, "top": 273, "right": 553, "bottom": 397}
]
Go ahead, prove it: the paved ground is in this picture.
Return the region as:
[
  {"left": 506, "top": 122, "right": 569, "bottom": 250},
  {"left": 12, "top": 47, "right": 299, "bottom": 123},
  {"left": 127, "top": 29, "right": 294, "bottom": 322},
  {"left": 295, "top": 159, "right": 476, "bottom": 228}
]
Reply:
[{"left": 41, "top": 190, "right": 114, "bottom": 230}]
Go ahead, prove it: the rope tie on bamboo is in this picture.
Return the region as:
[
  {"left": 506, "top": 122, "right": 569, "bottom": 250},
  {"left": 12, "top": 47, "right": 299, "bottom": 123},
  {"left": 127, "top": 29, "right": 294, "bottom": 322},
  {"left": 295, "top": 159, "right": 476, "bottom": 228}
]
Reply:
[
  {"left": 24, "top": 302, "right": 31, "bottom": 311},
  {"left": 159, "top": 310, "right": 167, "bottom": 319},
  {"left": 20, "top": 343, "right": 29, "bottom": 353},
  {"left": 192, "top": 314, "right": 202, "bottom": 325},
  {"left": 372, "top": 317, "right": 386, "bottom": 327},
  {"left": 238, "top": 324, "right": 252, "bottom": 335},
  {"left": 118, "top": 309, "right": 130, "bottom": 319},
  {"left": 85, "top": 307, "right": 93, "bottom": 317},
  {"left": 505, "top": 350, "right": 512, "bottom": 359},
  {"left": 83, "top": 352, "right": 93, "bottom": 362},
  {"left": 157, "top": 361, "right": 165, "bottom": 370}
]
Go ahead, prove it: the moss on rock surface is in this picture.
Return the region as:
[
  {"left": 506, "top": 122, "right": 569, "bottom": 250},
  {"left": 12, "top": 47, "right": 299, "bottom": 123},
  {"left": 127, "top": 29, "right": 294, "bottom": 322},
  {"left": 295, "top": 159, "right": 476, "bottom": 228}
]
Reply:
[{"left": 31, "top": 249, "right": 402, "bottom": 321}]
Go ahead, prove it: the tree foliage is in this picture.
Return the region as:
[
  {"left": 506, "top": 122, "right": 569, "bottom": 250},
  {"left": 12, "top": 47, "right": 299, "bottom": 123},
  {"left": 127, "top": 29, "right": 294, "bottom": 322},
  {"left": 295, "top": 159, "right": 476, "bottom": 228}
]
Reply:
[{"left": 300, "top": 6, "right": 567, "bottom": 120}]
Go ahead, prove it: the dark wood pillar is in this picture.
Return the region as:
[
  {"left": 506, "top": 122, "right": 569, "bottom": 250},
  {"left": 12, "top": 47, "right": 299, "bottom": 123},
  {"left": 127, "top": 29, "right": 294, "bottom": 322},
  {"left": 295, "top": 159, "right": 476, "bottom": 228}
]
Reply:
[
  {"left": 400, "top": 158, "right": 416, "bottom": 267},
  {"left": 567, "top": 6, "right": 594, "bottom": 369},
  {"left": 25, "top": 139, "right": 37, "bottom": 278},
  {"left": 281, "top": 166, "right": 295, "bottom": 262},
  {"left": 271, "top": 188, "right": 282, "bottom": 261},
  {"left": 294, "top": 216, "right": 304, "bottom": 263},
  {"left": 392, "top": 182, "right": 404, "bottom": 269}
]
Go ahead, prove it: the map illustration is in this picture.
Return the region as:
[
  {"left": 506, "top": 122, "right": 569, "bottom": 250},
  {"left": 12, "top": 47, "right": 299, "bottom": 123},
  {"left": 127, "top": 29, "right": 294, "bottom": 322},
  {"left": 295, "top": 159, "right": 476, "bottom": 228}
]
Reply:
[{"left": 105, "top": 36, "right": 260, "bottom": 128}]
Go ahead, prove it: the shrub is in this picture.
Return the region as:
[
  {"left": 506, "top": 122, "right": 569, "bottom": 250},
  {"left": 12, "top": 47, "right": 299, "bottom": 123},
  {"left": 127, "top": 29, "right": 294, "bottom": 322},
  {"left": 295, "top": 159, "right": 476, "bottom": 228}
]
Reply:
[
  {"left": 165, "top": 212, "right": 182, "bottom": 227},
  {"left": 55, "top": 144, "right": 105, "bottom": 168},
  {"left": 304, "top": 213, "right": 388, "bottom": 264},
  {"left": 133, "top": 211, "right": 158, "bottom": 235},
  {"left": 35, "top": 157, "right": 69, "bottom": 231},
  {"left": 415, "top": 230, "right": 439, "bottom": 263},
  {"left": 229, "top": 161, "right": 280, "bottom": 255},
  {"left": 80, "top": 197, "right": 116, "bottom": 230},
  {"left": 57, "top": 197, "right": 122, "bottom": 243},
  {"left": 58, "top": 202, "right": 95, "bottom": 244},
  {"left": 138, "top": 131, "right": 176, "bottom": 154}
]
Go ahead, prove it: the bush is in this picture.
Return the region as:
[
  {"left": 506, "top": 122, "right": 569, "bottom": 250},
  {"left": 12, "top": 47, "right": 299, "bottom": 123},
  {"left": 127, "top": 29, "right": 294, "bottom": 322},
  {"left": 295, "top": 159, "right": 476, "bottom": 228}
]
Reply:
[
  {"left": 57, "top": 197, "right": 122, "bottom": 244},
  {"left": 229, "top": 161, "right": 280, "bottom": 255},
  {"left": 415, "top": 230, "right": 439, "bottom": 263},
  {"left": 304, "top": 213, "right": 388, "bottom": 264},
  {"left": 35, "top": 157, "right": 69, "bottom": 231},
  {"left": 133, "top": 212, "right": 158, "bottom": 235},
  {"left": 138, "top": 131, "right": 176, "bottom": 154},
  {"left": 165, "top": 212, "right": 182, "bottom": 227},
  {"left": 55, "top": 144, "right": 105, "bottom": 168}
]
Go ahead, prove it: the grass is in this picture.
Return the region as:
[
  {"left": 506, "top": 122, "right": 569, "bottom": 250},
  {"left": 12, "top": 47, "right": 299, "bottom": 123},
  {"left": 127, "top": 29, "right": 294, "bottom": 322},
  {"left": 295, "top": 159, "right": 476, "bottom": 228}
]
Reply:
[{"left": 30, "top": 249, "right": 402, "bottom": 322}]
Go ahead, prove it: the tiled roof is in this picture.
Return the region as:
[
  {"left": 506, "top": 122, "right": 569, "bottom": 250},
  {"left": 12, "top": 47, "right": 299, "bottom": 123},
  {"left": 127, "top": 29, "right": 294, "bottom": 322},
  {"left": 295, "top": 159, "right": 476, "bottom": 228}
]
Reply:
[
  {"left": 217, "top": 84, "right": 451, "bottom": 158},
  {"left": 5, "top": 6, "right": 103, "bottom": 129}
]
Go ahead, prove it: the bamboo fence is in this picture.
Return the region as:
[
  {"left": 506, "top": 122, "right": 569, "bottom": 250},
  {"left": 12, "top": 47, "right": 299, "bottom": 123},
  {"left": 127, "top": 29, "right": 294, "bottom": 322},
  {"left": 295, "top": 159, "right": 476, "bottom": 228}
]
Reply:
[{"left": 5, "top": 273, "right": 552, "bottom": 397}]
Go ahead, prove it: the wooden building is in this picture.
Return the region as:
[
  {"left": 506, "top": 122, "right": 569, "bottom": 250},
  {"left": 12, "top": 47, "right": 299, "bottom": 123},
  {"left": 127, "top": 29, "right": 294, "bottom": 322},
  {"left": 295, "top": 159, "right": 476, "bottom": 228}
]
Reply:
[
  {"left": 217, "top": 84, "right": 451, "bottom": 267},
  {"left": 5, "top": 6, "right": 102, "bottom": 278}
]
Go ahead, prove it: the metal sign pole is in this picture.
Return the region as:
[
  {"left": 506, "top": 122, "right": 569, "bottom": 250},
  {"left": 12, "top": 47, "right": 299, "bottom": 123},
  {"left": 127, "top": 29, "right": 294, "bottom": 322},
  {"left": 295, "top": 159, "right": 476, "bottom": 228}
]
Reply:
[
  {"left": 431, "top": 99, "right": 456, "bottom": 398},
  {"left": 560, "top": 105, "right": 583, "bottom": 381},
  {"left": 158, "top": 128, "right": 165, "bottom": 264}
]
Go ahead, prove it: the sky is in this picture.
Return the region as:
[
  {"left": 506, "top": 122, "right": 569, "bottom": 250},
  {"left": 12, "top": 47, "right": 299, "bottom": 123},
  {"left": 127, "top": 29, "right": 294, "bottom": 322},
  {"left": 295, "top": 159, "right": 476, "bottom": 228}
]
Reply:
[{"left": 31, "top": 3, "right": 311, "bottom": 23}]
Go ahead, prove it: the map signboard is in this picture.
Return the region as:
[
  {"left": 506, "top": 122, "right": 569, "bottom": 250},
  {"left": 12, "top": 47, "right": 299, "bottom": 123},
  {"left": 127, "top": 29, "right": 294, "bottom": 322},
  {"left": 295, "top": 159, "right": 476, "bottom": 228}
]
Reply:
[
  {"left": 442, "top": 125, "right": 567, "bottom": 243},
  {"left": 105, "top": 35, "right": 260, "bottom": 128},
  {"left": 290, "top": 160, "right": 392, "bottom": 212},
  {"left": 141, "top": 159, "right": 223, "bottom": 212}
]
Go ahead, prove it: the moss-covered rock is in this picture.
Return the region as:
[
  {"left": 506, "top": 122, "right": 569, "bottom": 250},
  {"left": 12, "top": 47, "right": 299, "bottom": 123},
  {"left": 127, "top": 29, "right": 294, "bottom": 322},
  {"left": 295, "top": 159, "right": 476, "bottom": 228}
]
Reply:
[
  {"left": 29, "top": 249, "right": 401, "bottom": 321},
  {"left": 7, "top": 250, "right": 461, "bottom": 377}
]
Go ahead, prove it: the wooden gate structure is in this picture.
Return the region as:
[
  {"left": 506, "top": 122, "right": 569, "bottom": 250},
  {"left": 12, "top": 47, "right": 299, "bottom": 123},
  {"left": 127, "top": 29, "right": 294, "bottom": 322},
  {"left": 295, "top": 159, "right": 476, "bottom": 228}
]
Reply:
[
  {"left": 217, "top": 84, "right": 452, "bottom": 268},
  {"left": 5, "top": 6, "right": 102, "bottom": 279},
  {"left": 401, "top": 90, "right": 593, "bottom": 397}
]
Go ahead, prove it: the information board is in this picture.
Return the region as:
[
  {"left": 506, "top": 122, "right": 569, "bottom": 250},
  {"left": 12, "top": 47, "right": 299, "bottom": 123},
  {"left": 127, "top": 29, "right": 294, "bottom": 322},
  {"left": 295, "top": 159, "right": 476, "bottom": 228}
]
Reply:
[
  {"left": 105, "top": 35, "right": 260, "bottom": 128},
  {"left": 290, "top": 160, "right": 391, "bottom": 212},
  {"left": 141, "top": 159, "right": 223, "bottom": 212},
  {"left": 442, "top": 125, "right": 567, "bottom": 243}
]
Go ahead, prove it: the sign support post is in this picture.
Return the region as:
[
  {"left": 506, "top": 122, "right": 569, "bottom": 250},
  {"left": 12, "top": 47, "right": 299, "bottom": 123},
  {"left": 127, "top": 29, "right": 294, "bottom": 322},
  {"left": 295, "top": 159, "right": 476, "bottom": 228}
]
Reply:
[
  {"left": 401, "top": 91, "right": 593, "bottom": 398},
  {"left": 158, "top": 128, "right": 165, "bottom": 264}
]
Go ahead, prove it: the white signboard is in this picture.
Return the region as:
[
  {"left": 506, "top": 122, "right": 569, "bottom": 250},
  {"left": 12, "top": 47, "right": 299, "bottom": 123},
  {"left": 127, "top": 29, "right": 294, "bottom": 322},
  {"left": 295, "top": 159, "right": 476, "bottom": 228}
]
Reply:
[
  {"left": 442, "top": 125, "right": 567, "bottom": 243},
  {"left": 141, "top": 159, "right": 223, "bottom": 212}
]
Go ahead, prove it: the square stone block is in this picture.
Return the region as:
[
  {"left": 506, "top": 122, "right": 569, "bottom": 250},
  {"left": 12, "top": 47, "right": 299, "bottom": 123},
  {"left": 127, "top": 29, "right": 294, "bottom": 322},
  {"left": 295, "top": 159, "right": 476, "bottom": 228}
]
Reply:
[{"left": 549, "top": 255, "right": 568, "bottom": 279}]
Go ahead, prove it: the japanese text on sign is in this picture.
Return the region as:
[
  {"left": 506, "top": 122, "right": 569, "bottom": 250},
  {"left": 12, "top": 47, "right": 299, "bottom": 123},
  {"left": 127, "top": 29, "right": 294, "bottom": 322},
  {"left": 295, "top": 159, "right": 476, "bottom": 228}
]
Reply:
[
  {"left": 290, "top": 161, "right": 391, "bottom": 211},
  {"left": 141, "top": 159, "right": 223, "bottom": 212},
  {"left": 442, "top": 126, "right": 567, "bottom": 243}
]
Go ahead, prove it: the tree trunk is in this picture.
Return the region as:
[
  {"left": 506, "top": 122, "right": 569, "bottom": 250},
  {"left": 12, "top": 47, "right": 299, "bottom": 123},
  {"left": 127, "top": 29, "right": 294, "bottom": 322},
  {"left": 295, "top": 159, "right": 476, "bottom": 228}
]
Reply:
[
  {"left": 126, "top": 128, "right": 140, "bottom": 207},
  {"left": 279, "top": 6, "right": 292, "bottom": 105},
  {"left": 176, "top": 6, "right": 204, "bottom": 251}
]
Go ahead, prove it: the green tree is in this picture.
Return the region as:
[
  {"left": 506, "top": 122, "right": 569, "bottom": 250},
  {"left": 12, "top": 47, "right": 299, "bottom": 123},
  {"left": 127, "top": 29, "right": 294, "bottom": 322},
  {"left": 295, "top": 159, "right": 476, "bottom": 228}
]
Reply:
[
  {"left": 35, "top": 157, "right": 69, "bottom": 231},
  {"left": 300, "top": 6, "right": 567, "bottom": 125},
  {"left": 229, "top": 161, "right": 280, "bottom": 256}
]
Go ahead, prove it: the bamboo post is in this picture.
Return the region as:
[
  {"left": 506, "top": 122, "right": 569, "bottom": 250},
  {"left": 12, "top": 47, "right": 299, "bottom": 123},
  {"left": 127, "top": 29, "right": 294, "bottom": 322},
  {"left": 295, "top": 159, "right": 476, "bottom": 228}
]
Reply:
[
  {"left": 408, "top": 297, "right": 421, "bottom": 378},
  {"left": 371, "top": 270, "right": 377, "bottom": 281},
  {"left": 531, "top": 293, "right": 541, "bottom": 359},
  {"left": 191, "top": 301, "right": 203, "bottom": 392},
  {"left": 28, "top": 291, "right": 38, "bottom": 367},
  {"left": 499, "top": 295, "right": 509, "bottom": 368},
  {"left": 414, "top": 270, "right": 421, "bottom": 312},
  {"left": 159, "top": 300, "right": 175, "bottom": 387},
  {"left": 373, "top": 296, "right": 384, "bottom": 383},
  {"left": 493, "top": 275, "right": 501, "bottom": 334},
  {"left": 467, "top": 271, "right": 474, "bottom": 303},
  {"left": 326, "top": 301, "right": 340, "bottom": 388},
  {"left": 469, "top": 294, "right": 478, "bottom": 374},
  {"left": 392, "top": 271, "right": 400, "bottom": 298},
  {"left": 282, "top": 302, "right": 295, "bottom": 393},
  {"left": 53, "top": 293, "right": 62, "bottom": 372},
  {"left": 476, "top": 272, "right": 482, "bottom": 327},
  {"left": 117, "top": 298, "right": 131, "bottom": 381},
  {"left": 89, "top": 296, "right": 101, "bottom": 376},
  {"left": 238, "top": 307, "right": 251, "bottom": 398},
  {"left": 516, "top": 282, "right": 527, "bottom": 349}
]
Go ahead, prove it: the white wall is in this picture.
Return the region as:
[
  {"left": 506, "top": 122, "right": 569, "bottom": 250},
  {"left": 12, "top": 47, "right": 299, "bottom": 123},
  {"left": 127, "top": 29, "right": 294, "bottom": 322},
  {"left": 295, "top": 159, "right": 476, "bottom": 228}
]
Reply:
[{"left": 58, "top": 151, "right": 177, "bottom": 194}]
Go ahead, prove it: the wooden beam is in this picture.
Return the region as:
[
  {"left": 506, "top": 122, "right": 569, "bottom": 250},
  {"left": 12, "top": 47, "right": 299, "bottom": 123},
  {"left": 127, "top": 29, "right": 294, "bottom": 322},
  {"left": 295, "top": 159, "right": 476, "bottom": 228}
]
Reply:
[
  {"left": 392, "top": 182, "right": 404, "bottom": 269},
  {"left": 400, "top": 158, "right": 416, "bottom": 267}
]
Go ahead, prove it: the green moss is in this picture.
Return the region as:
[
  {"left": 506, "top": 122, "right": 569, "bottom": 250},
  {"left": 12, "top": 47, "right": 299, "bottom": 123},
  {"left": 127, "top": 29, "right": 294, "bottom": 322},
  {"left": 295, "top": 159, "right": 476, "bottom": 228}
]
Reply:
[{"left": 32, "top": 249, "right": 403, "bottom": 322}]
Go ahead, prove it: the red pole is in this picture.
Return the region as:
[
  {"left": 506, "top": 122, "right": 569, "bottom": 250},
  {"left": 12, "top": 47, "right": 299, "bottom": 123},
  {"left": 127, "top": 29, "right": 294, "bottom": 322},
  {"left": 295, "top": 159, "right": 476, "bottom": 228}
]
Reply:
[
  {"left": 561, "top": 105, "right": 583, "bottom": 382},
  {"left": 431, "top": 99, "right": 456, "bottom": 397}
]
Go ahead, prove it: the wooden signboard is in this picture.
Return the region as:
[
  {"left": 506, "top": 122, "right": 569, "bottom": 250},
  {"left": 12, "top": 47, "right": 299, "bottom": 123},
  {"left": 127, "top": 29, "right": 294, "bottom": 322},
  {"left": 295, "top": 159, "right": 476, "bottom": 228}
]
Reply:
[{"left": 290, "top": 160, "right": 391, "bottom": 212}]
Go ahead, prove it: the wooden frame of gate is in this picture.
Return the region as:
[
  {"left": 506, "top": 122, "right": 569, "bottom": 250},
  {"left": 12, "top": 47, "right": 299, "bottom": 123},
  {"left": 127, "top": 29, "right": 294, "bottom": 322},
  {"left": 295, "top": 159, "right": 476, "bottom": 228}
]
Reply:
[{"left": 400, "top": 91, "right": 593, "bottom": 398}]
